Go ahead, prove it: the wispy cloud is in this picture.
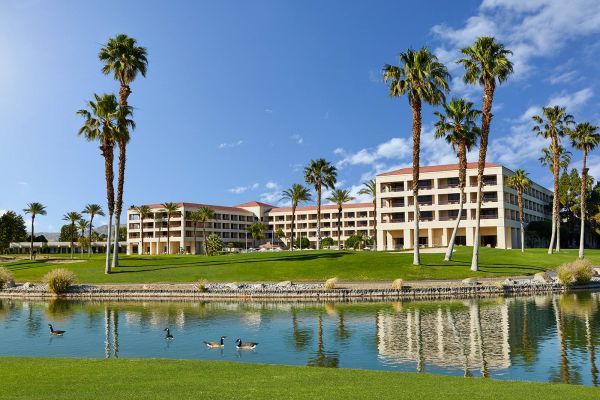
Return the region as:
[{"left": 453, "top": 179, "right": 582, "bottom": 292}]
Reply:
[
  {"left": 264, "top": 108, "right": 273, "bottom": 114},
  {"left": 291, "top": 134, "right": 303, "bottom": 145},
  {"left": 548, "top": 88, "right": 593, "bottom": 111},
  {"left": 17, "top": 181, "right": 28, "bottom": 186},
  {"left": 228, "top": 183, "right": 259, "bottom": 194},
  {"left": 334, "top": 137, "right": 411, "bottom": 168},
  {"left": 218, "top": 140, "right": 244, "bottom": 149}
]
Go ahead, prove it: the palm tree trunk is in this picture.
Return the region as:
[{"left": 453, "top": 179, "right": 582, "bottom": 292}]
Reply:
[
  {"left": 445, "top": 143, "right": 467, "bottom": 262},
  {"left": 193, "top": 224, "right": 197, "bottom": 255},
  {"left": 445, "top": 190, "right": 464, "bottom": 261},
  {"left": 518, "top": 190, "right": 525, "bottom": 252},
  {"left": 316, "top": 188, "right": 322, "bottom": 250},
  {"left": 203, "top": 225, "right": 208, "bottom": 256},
  {"left": 101, "top": 138, "right": 115, "bottom": 273},
  {"left": 88, "top": 215, "right": 94, "bottom": 257},
  {"left": 411, "top": 99, "right": 422, "bottom": 265},
  {"left": 112, "top": 140, "right": 126, "bottom": 268},
  {"left": 550, "top": 134, "right": 560, "bottom": 254},
  {"left": 337, "top": 206, "right": 342, "bottom": 250},
  {"left": 579, "top": 150, "right": 588, "bottom": 259},
  {"left": 70, "top": 223, "right": 74, "bottom": 259},
  {"left": 372, "top": 200, "right": 377, "bottom": 251},
  {"left": 548, "top": 195, "right": 557, "bottom": 254},
  {"left": 105, "top": 212, "right": 113, "bottom": 274},
  {"left": 140, "top": 217, "right": 144, "bottom": 255},
  {"left": 166, "top": 217, "right": 171, "bottom": 255},
  {"left": 471, "top": 81, "right": 495, "bottom": 272},
  {"left": 29, "top": 215, "right": 35, "bottom": 260},
  {"left": 291, "top": 206, "right": 296, "bottom": 251}
]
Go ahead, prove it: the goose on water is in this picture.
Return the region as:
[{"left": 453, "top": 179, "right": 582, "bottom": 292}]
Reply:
[
  {"left": 164, "top": 328, "right": 174, "bottom": 340},
  {"left": 204, "top": 336, "right": 227, "bottom": 348},
  {"left": 235, "top": 338, "right": 258, "bottom": 350},
  {"left": 48, "top": 324, "right": 65, "bottom": 336}
]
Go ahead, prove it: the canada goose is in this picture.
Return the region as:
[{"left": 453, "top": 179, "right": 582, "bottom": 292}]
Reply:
[
  {"left": 204, "top": 336, "right": 226, "bottom": 348},
  {"left": 48, "top": 324, "right": 65, "bottom": 336},
  {"left": 235, "top": 338, "right": 258, "bottom": 350},
  {"left": 164, "top": 328, "right": 174, "bottom": 340}
]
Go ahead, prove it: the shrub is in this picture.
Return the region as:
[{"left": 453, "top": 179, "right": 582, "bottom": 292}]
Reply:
[
  {"left": 0, "top": 267, "right": 15, "bottom": 289},
  {"left": 324, "top": 277, "right": 338, "bottom": 290},
  {"left": 196, "top": 278, "right": 209, "bottom": 292},
  {"left": 44, "top": 268, "right": 76, "bottom": 294},
  {"left": 295, "top": 237, "right": 310, "bottom": 249},
  {"left": 391, "top": 278, "right": 404, "bottom": 290},
  {"left": 345, "top": 234, "right": 362, "bottom": 250},
  {"left": 204, "top": 234, "right": 224, "bottom": 256},
  {"left": 320, "top": 237, "right": 335, "bottom": 247},
  {"left": 557, "top": 259, "right": 595, "bottom": 286}
]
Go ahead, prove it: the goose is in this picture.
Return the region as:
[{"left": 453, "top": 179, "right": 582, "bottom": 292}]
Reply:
[
  {"left": 235, "top": 338, "right": 258, "bottom": 350},
  {"left": 204, "top": 336, "right": 227, "bottom": 348},
  {"left": 164, "top": 328, "right": 174, "bottom": 340},
  {"left": 48, "top": 324, "right": 65, "bottom": 336}
]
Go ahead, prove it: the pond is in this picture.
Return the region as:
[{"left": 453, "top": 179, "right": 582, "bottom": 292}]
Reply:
[{"left": 1, "top": 292, "right": 599, "bottom": 386}]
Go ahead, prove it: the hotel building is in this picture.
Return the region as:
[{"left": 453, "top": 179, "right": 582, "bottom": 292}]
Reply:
[
  {"left": 126, "top": 162, "right": 552, "bottom": 254},
  {"left": 376, "top": 162, "right": 552, "bottom": 251}
]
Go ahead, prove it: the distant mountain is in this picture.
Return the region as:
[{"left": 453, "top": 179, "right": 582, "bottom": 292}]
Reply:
[{"left": 36, "top": 232, "right": 60, "bottom": 242}]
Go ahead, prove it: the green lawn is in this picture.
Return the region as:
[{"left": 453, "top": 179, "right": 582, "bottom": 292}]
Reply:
[
  {"left": 1, "top": 357, "right": 597, "bottom": 400},
  {"left": 2, "top": 247, "right": 598, "bottom": 284}
]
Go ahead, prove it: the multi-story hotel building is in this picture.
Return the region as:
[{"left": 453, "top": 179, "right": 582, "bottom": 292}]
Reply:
[
  {"left": 376, "top": 162, "right": 552, "bottom": 251},
  {"left": 126, "top": 162, "right": 552, "bottom": 254}
]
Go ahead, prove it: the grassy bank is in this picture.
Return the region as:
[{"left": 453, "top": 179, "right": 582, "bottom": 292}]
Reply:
[
  {"left": 2, "top": 247, "right": 598, "bottom": 284},
  {"left": 1, "top": 357, "right": 597, "bottom": 400}
]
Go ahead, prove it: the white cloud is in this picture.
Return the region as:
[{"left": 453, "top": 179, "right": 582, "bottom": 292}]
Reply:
[
  {"left": 17, "top": 181, "right": 28, "bottom": 186},
  {"left": 291, "top": 134, "right": 303, "bottom": 145},
  {"left": 218, "top": 140, "right": 244, "bottom": 149},
  {"left": 335, "top": 137, "right": 411, "bottom": 168},
  {"left": 548, "top": 88, "right": 593, "bottom": 111},
  {"left": 548, "top": 70, "right": 578, "bottom": 85},
  {"left": 264, "top": 108, "right": 273, "bottom": 113},
  {"left": 260, "top": 181, "right": 285, "bottom": 205},
  {"left": 265, "top": 181, "right": 279, "bottom": 190},
  {"left": 228, "top": 182, "right": 260, "bottom": 194}
]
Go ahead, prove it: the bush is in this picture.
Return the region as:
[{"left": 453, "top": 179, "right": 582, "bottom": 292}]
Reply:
[
  {"left": 44, "top": 268, "right": 76, "bottom": 294},
  {"left": 391, "top": 278, "right": 404, "bottom": 290},
  {"left": 345, "top": 235, "right": 361, "bottom": 250},
  {"left": 0, "top": 267, "right": 15, "bottom": 289},
  {"left": 324, "top": 277, "right": 338, "bottom": 290},
  {"left": 204, "top": 234, "right": 224, "bottom": 256},
  {"left": 320, "top": 237, "right": 335, "bottom": 247},
  {"left": 196, "top": 278, "right": 208, "bottom": 292},
  {"left": 295, "top": 237, "right": 310, "bottom": 249},
  {"left": 557, "top": 259, "right": 594, "bottom": 286}
]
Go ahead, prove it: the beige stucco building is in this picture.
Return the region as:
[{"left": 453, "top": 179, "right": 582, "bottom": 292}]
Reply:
[{"left": 376, "top": 162, "right": 552, "bottom": 251}]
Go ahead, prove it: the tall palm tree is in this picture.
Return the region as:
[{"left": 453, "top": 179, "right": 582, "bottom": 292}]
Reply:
[
  {"left": 77, "top": 219, "right": 89, "bottom": 256},
  {"left": 384, "top": 47, "right": 450, "bottom": 265},
  {"left": 458, "top": 37, "right": 513, "bottom": 271},
  {"left": 326, "top": 189, "right": 355, "bottom": 250},
  {"left": 197, "top": 206, "right": 216, "bottom": 256},
  {"left": 189, "top": 209, "right": 203, "bottom": 255},
  {"left": 77, "top": 93, "right": 120, "bottom": 274},
  {"left": 281, "top": 184, "right": 312, "bottom": 250},
  {"left": 99, "top": 34, "right": 148, "bottom": 269},
  {"left": 82, "top": 204, "right": 104, "bottom": 257},
  {"left": 155, "top": 207, "right": 164, "bottom": 254},
  {"left": 568, "top": 122, "right": 600, "bottom": 259},
  {"left": 533, "top": 106, "right": 575, "bottom": 254},
  {"left": 358, "top": 179, "right": 377, "bottom": 250},
  {"left": 433, "top": 98, "right": 481, "bottom": 261},
  {"left": 507, "top": 169, "right": 532, "bottom": 252},
  {"left": 304, "top": 159, "right": 337, "bottom": 250},
  {"left": 62, "top": 212, "right": 82, "bottom": 259},
  {"left": 23, "top": 202, "right": 46, "bottom": 260},
  {"left": 246, "top": 223, "right": 266, "bottom": 247},
  {"left": 161, "top": 202, "right": 179, "bottom": 255},
  {"left": 135, "top": 205, "right": 151, "bottom": 255}
]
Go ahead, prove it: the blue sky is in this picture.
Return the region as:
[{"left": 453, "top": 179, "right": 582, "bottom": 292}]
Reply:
[{"left": 1, "top": 0, "right": 600, "bottom": 232}]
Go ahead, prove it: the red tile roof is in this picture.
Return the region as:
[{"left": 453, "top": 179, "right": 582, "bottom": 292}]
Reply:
[
  {"left": 378, "top": 162, "right": 499, "bottom": 176},
  {"left": 234, "top": 201, "right": 276, "bottom": 208},
  {"left": 270, "top": 202, "right": 373, "bottom": 213},
  {"left": 144, "top": 202, "right": 253, "bottom": 213}
]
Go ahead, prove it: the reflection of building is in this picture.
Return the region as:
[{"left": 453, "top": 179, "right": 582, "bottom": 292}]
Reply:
[{"left": 376, "top": 301, "right": 510, "bottom": 371}]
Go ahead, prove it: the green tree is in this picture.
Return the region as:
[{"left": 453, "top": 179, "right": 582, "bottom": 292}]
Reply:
[
  {"left": 99, "top": 34, "right": 148, "bottom": 269},
  {"left": 134, "top": 205, "right": 151, "bottom": 255},
  {"left": 320, "top": 237, "right": 335, "bottom": 247},
  {"left": 77, "top": 93, "right": 120, "bottom": 274},
  {"left": 274, "top": 227, "right": 286, "bottom": 246},
  {"left": 246, "top": 223, "right": 266, "bottom": 247},
  {"left": 197, "top": 206, "right": 216, "bottom": 256},
  {"left": 62, "top": 212, "right": 82, "bottom": 259},
  {"left": 458, "top": 36, "right": 513, "bottom": 271},
  {"left": 23, "top": 202, "right": 46, "bottom": 260},
  {"left": 188, "top": 209, "right": 204, "bottom": 254},
  {"left": 384, "top": 47, "right": 450, "bottom": 265},
  {"left": 295, "top": 236, "right": 310, "bottom": 249},
  {"left": 0, "top": 211, "right": 27, "bottom": 253},
  {"left": 507, "top": 169, "right": 532, "bottom": 252},
  {"left": 161, "top": 202, "right": 179, "bottom": 255},
  {"left": 358, "top": 179, "right": 377, "bottom": 250},
  {"left": 281, "top": 184, "right": 312, "bottom": 250},
  {"left": 304, "top": 159, "right": 337, "bottom": 250},
  {"left": 569, "top": 122, "right": 600, "bottom": 259},
  {"left": 77, "top": 219, "right": 89, "bottom": 256},
  {"left": 434, "top": 97, "right": 481, "bottom": 261},
  {"left": 326, "top": 189, "right": 355, "bottom": 249},
  {"left": 533, "top": 106, "right": 575, "bottom": 254},
  {"left": 82, "top": 204, "right": 104, "bottom": 257},
  {"left": 204, "top": 233, "right": 223, "bottom": 256},
  {"left": 59, "top": 224, "right": 78, "bottom": 242}
]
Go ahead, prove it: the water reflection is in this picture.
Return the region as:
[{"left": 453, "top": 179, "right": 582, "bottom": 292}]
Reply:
[{"left": 0, "top": 293, "right": 599, "bottom": 386}]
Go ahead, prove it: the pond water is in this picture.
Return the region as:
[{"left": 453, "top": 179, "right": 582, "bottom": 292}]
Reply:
[{"left": 1, "top": 292, "right": 600, "bottom": 386}]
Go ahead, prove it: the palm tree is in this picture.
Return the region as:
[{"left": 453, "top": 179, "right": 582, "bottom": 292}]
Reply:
[
  {"left": 188, "top": 209, "right": 203, "bottom": 255},
  {"left": 384, "top": 47, "right": 450, "bottom": 265},
  {"left": 246, "top": 223, "right": 266, "bottom": 247},
  {"left": 458, "top": 37, "right": 513, "bottom": 271},
  {"left": 99, "top": 34, "right": 148, "bottom": 269},
  {"left": 155, "top": 207, "right": 164, "bottom": 254},
  {"left": 304, "top": 159, "right": 337, "bottom": 250},
  {"left": 507, "top": 169, "right": 532, "bottom": 252},
  {"left": 77, "top": 93, "right": 120, "bottom": 274},
  {"left": 433, "top": 98, "right": 481, "bottom": 261},
  {"left": 327, "top": 189, "right": 355, "bottom": 250},
  {"left": 281, "top": 184, "right": 312, "bottom": 250},
  {"left": 23, "top": 202, "right": 46, "bottom": 260},
  {"left": 568, "top": 122, "right": 600, "bottom": 259},
  {"left": 82, "top": 204, "right": 104, "bottom": 257},
  {"left": 197, "top": 206, "right": 216, "bottom": 256},
  {"left": 161, "top": 202, "right": 179, "bottom": 255},
  {"left": 135, "top": 205, "right": 151, "bottom": 255},
  {"left": 77, "top": 219, "right": 89, "bottom": 256},
  {"left": 533, "top": 106, "right": 575, "bottom": 254},
  {"left": 358, "top": 179, "right": 377, "bottom": 250},
  {"left": 62, "top": 212, "right": 82, "bottom": 259}
]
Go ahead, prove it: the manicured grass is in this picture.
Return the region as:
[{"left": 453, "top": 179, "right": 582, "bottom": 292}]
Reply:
[
  {"left": 0, "top": 357, "right": 597, "bottom": 400},
  {"left": 2, "top": 247, "right": 598, "bottom": 284}
]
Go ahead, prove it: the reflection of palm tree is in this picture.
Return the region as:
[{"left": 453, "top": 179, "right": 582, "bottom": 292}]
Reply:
[
  {"left": 552, "top": 296, "right": 570, "bottom": 384},
  {"left": 25, "top": 302, "right": 41, "bottom": 337},
  {"left": 415, "top": 309, "right": 424, "bottom": 372},
  {"left": 307, "top": 313, "right": 339, "bottom": 368},
  {"left": 470, "top": 301, "right": 488, "bottom": 377},
  {"left": 290, "top": 309, "right": 312, "bottom": 351},
  {"left": 447, "top": 308, "right": 471, "bottom": 377},
  {"left": 104, "top": 306, "right": 110, "bottom": 359},
  {"left": 111, "top": 308, "right": 119, "bottom": 358},
  {"left": 585, "top": 312, "right": 597, "bottom": 386},
  {"left": 335, "top": 310, "right": 352, "bottom": 343}
]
